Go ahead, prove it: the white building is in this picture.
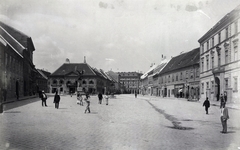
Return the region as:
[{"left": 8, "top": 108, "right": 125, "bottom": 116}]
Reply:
[{"left": 198, "top": 5, "right": 240, "bottom": 102}]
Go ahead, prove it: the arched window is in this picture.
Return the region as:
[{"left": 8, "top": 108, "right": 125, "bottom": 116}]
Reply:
[
  {"left": 82, "top": 80, "right": 86, "bottom": 84},
  {"left": 89, "top": 80, "right": 94, "bottom": 84},
  {"left": 60, "top": 80, "right": 64, "bottom": 84},
  {"left": 53, "top": 79, "right": 57, "bottom": 84}
]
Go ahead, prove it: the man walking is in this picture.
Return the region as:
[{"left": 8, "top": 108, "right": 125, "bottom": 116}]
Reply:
[
  {"left": 41, "top": 90, "right": 48, "bottom": 107},
  {"left": 203, "top": 97, "right": 210, "bottom": 114}
]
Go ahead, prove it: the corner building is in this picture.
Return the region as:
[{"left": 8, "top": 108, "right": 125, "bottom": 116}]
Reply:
[
  {"left": 198, "top": 5, "right": 240, "bottom": 102},
  {"left": 0, "top": 21, "right": 36, "bottom": 101}
]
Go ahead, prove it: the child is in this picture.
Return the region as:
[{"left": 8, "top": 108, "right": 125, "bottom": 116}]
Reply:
[
  {"left": 203, "top": 97, "right": 210, "bottom": 114},
  {"left": 84, "top": 94, "right": 90, "bottom": 113}
]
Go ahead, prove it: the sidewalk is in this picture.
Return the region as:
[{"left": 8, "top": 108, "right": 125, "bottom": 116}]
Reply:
[{"left": 128, "top": 94, "right": 240, "bottom": 110}]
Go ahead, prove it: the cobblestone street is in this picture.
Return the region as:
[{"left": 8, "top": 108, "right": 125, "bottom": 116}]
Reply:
[{"left": 0, "top": 94, "right": 239, "bottom": 150}]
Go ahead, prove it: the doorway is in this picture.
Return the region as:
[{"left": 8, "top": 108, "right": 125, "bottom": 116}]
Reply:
[{"left": 215, "top": 77, "right": 220, "bottom": 101}]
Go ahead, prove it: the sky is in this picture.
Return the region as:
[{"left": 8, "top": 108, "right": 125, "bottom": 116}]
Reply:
[{"left": 1, "top": 0, "right": 240, "bottom": 73}]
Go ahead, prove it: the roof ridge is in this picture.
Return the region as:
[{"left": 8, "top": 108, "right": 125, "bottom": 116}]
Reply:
[{"left": 0, "top": 23, "right": 27, "bottom": 49}]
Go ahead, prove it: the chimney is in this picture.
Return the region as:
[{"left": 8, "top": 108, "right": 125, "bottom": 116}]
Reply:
[{"left": 84, "top": 56, "right": 86, "bottom": 63}]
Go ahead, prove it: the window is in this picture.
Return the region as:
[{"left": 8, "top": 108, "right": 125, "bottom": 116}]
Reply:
[
  {"left": 89, "top": 80, "right": 94, "bottom": 84},
  {"left": 201, "top": 83, "right": 204, "bottom": 94},
  {"left": 180, "top": 72, "right": 182, "bottom": 80},
  {"left": 186, "top": 70, "right": 188, "bottom": 79},
  {"left": 206, "top": 82, "right": 209, "bottom": 89},
  {"left": 176, "top": 74, "right": 178, "bottom": 81},
  {"left": 201, "top": 58, "right": 204, "bottom": 72},
  {"left": 201, "top": 44, "right": 204, "bottom": 53},
  {"left": 225, "top": 49, "right": 228, "bottom": 64},
  {"left": 218, "top": 32, "right": 221, "bottom": 43},
  {"left": 235, "top": 21, "right": 238, "bottom": 34},
  {"left": 53, "top": 80, "right": 57, "bottom": 84},
  {"left": 234, "top": 77, "right": 238, "bottom": 92},
  {"left": 172, "top": 74, "right": 174, "bottom": 82},
  {"left": 218, "top": 52, "right": 221, "bottom": 66},
  {"left": 82, "top": 80, "right": 86, "bottom": 84},
  {"left": 211, "top": 55, "right": 214, "bottom": 69},
  {"left": 60, "top": 80, "right": 64, "bottom": 84},
  {"left": 206, "top": 55, "right": 209, "bottom": 70},
  {"left": 212, "top": 37, "right": 214, "bottom": 48},
  {"left": 207, "top": 41, "right": 209, "bottom": 50},
  {"left": 168, "top": 75, "right": 170, "bottom": 83},
  {"left": 225, "top": 78, "right": 228, "bottom": 89},
  {"left": 226, "top": 27, "right": 229, "bottom": 39},
  {"left": 233, "top": 41, "right": 238, "bottom": 61}
]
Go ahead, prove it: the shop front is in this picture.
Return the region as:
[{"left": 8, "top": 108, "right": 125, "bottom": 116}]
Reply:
[{"left": 174, "top": 84, "right": 185, "bottom": 98}]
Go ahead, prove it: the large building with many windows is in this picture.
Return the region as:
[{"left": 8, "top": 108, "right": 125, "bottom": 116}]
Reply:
[
  {"left": 118, "top": 72, "right": 142, "bottom": 94},
  {"left": 198, "top": 5, "right": 240, "bottom": 102},
  {"left": 0, "top": 21, "right": 36, "bottom": 102}
]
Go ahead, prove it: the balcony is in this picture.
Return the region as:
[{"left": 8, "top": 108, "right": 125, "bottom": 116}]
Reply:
[{"left": 212, "top": 66, "right": 225, "bottom": 74}]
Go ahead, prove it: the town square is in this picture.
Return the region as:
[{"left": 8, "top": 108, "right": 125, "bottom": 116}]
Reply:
[{"left": 1, "top": 0, "right": 240, "bottom": 150}]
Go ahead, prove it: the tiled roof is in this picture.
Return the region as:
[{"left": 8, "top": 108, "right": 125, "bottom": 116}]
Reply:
[
  {"left": 0, "top": 21, "right": 35, "bottom": 55},
  {"left": 37, "top": 69, "right": 48, "bottom": 79},
  {"left": 140, "top": 64, "right": 157, "bottom": 79},
  {"left": 50, "top": 63, "right": 98, "bottom": 76},
  {"left": 160, "top": 48, "right": 200, "bottom": 75},
  {"left": 198, "top": 4, "right": 240, "bottom": 42}
]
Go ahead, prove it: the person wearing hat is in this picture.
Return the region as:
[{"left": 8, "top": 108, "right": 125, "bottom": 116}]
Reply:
[
  {"left": 41, "top": 90, "right": 48, "bottom": 107},
  {"left": 220, "top": 102, "right": 229, "bottom": 133}
]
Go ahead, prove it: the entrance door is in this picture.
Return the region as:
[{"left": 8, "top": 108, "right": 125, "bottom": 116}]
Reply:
[{"left": 215, "top": 77, "right": 220, "bottom": 101}]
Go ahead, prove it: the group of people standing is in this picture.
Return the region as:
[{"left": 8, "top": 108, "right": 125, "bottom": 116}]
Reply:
[
  {"left": 97, "top": 92, "right": 109, "bottom": 105},
  {"left": 203, "top": 92, "right": 229, "bottom": 134},
  {"left": 40, "top": 90, "right": 61, "bottom": 109}
]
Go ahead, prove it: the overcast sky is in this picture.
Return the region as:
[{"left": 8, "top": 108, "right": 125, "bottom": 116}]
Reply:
[{"left": 1, "top": 0, "right": 240, "bottom": 73}]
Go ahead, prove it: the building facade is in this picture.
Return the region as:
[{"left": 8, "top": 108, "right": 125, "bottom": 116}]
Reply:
[
  {"left": 36, "top": 69, "right": 51, "bottom": 94},
  {"left": 0, "top": 21, "right": 36, "bottom": 102},
  {"left": 157, "top": 48, "right": 200, "bottom": 100},
  {"left": 198, "top": 5, "right": 240, "bottom": 102},
  {"left": 49, "top": 60, "right": 114, "bottom": 95},
  {"left": 118, "top": 72, "right": 142, "bottom": 94}
]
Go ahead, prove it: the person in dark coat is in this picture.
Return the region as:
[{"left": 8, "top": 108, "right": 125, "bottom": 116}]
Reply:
[
  {"left": 41, "top": 90, "right": 48, "bottom": 107},
  {"left": 220, "top": 94, "right": 225, "bottom": 108},
  {"left": 224, "top": 92, "right": 227, "bottom": 102},
  {"left": 203, "top": 97, "right": 210, "bottom": 114},
  {"left": 98, "top": 93, "right": 103, "bottom": 104},
  {"left": 53, "top": 91, "right": 60, "bottom": 109}
]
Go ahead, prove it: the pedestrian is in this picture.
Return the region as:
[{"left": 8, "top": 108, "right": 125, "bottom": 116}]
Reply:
[
  {"left": 98, "top": 92, "right": 103, "bottom": 104},
  {"left": 224, "top": 91, "right": 227, "bottom": 102},
  {"left": 203, "top": 97, "right": 210, "bottom": 114},
  {"left": 41, "top": 90, "right": 48, "bottom": 107},
  {"left": 77, "top": 92, "right": 83, "bottom": 106},
  {"left": 53, "top": 91, "right": 60, "bottom": 109},
  {"left": 135, "top": 92, "right": 137, "bottom": 98},
  {"left": 84, "top": 94, "right": 90, "bottom": 113},
  {"left": 220, "top": 102, "right": 229, "bottom": 133},
  {"left": 220, "top": 94, "right": 225, "bottom": 108},
  {"left": 105, "top": 93, "right": 109, "bottom": 105}
]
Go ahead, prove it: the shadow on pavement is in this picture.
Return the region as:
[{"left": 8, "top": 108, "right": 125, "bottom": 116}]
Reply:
[{"left": 3, "top": 97, "right": 40, "bottom": 111}]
